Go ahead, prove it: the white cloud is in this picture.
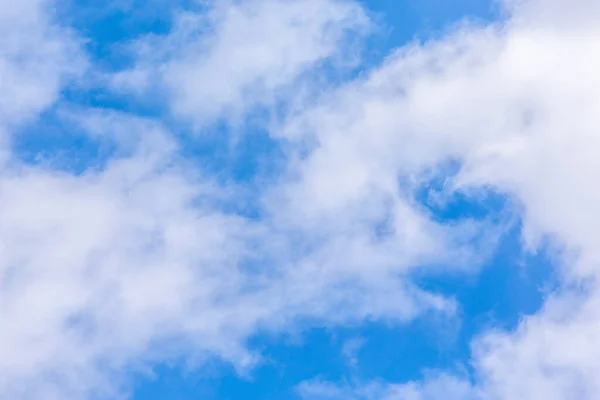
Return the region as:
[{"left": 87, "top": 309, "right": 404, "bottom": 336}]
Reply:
[
  {"left": 0, "top": 0, "right": 84, "bottom": 129},
  {"left": 341, "top": 337, "right": 365, "bottom": 367},
  {"left": 292, "top": 0, "right": 600, "bottom": 398},
  {"left": 297, "top": 374, "right": 477, "bottom": 400},
  {"left": 0, "top": 107, "right": 469, "bottom": 400},
  {"left": 0, "top": 115, "right": 251, "bottom": 399},
  {"left": 112, "top": 0, "right": 370, "bottom": 127}
]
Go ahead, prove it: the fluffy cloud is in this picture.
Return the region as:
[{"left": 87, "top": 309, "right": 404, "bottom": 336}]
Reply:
[
  {"left": 0, "top": 109, "right": 468, "bottom": 399},
  {"left": 293, "top": 0, "right": 600, "bottom": 399},
  {"left": 0, "top": 113, "right": 254, "bottom": 399},
  {"left": 5, "top": 0, "right": 600, "bottom": 399}
]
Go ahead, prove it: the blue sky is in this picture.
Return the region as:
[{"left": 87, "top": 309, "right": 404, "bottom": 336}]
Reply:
[{"left": 2, "top": 1, "right": 600, "bottom": 400}]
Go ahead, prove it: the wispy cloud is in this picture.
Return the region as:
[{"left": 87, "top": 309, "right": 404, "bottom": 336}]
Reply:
[
  {"left": 111, "top": 0, "right": 370, "bottom": 127},
  {"left": 297, "top": 374, "right": 477, "bottom": 400}
]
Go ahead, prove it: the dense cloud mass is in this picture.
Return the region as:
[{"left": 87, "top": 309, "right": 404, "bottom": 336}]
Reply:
[{"left": 1, "top": 0, "right": 600, "bottom": 399}]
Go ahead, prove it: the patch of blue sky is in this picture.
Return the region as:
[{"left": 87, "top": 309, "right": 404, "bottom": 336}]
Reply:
[
  {"left": 134, "top": 330, "right": 361, "bottom": 400},
  {"left": 360, "top": 0, "right": 501, "bottom": 67},
  {"left": 59, "top": 0, "right": 196, "bottom": 70},
  {"left": 12, "top": 106, "right": 118, "bottom": 174}
]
